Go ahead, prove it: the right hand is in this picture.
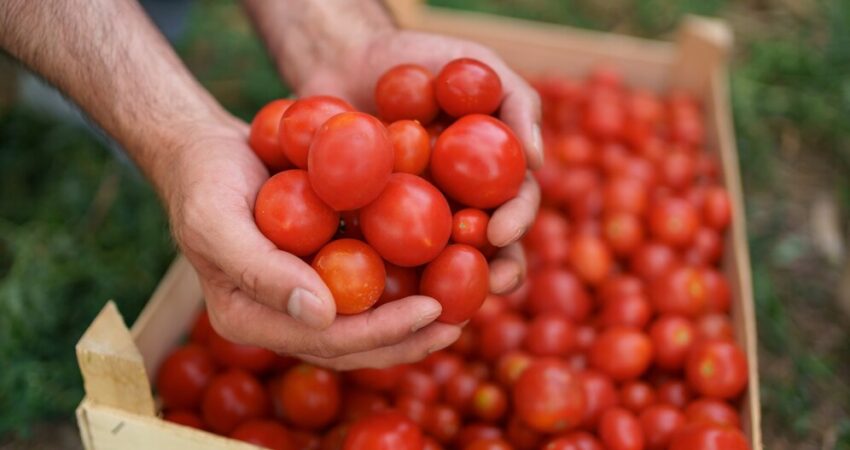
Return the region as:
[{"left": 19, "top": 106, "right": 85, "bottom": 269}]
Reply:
[{"left": 163, "top": 117, "right": 461, "bottom": 370}]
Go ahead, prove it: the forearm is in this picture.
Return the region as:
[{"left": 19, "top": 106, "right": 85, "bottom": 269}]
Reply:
[
  {"left": 0, "top": 0, "right": 229, "bottom": 199},
  {"left": 242, "top": 0, "right": 395, "bottom": 92}
]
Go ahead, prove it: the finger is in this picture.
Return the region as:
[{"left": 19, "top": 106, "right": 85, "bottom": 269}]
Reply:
[
  {"left": 296, "top": 323, "right": 462, "bottom": 370},
  {"left": 498, "top": 72, "right": 543, "bottom": 170},
  {"left": 487, "top": 172, "right": 540, "bottom": 247},
  {"left": 489, "top": 242, "right": 526, "bottom": 294}
]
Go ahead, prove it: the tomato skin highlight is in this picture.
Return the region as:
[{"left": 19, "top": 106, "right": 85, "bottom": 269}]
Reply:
[
  {"left": 254, "top": 170, "right": 339, "bottom": 256},
  {"left": 249, "top": 99, "right": 294, "bottom": 172},
  {"left": 280, "top": 96, "right": 353, "bottom": 169},
  {"left": 308, "top": 112, "right": 394, "bottom": 211},
  {"left": 432, "top": 114, "right": 526, "bottom": 209},
  {"left": 360, "top": 173, "right": 452, "bottom": 267},
  {"left": 375, "top": 64, "right": 439, "bottom": 124},
  {"left": 420, "top": 244, "right": 489, "bottom": 324}
]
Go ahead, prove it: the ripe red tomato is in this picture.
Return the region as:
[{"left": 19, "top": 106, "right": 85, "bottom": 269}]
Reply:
[
  {"left": 420, "top": 244, "right": 489, "bottom": 324},
  {"left": 230, "top": 420, "right": 295, "bottom": 450},
  {"left": 649, "top": 314, "right": 696, "bottom": 371},
  {"left": 312, "top": 238, "right": 386, "bottom": 315},
  {"left": 388, "top": 120, "right": 431, "bottom": 175},
  {"left": 568, "top": 234, "right": 612, "bottom": 285},
  {"left": 495, "top": 351, "right": 533, "bottom": 386},
  {"left": 651, "top": 266, "right": 710, "bottom": 317},
  {"left": 471, "top": 295, "right": 510, "bottom": 329},
  {"left": 435, "top": 58, "right": 503, "bottom": 117},
  {"left": 685, "top": 398, "right": 741, "bottom": 428},
  {"left": 685, "top": 226, "right": 723, "bottom": 265},
  {"left": 669, "top": 106, "right": 705, "bottom": 149},
  {"left": 527, "top": 268, "right": 591, "bottom": 321},
  {"left": 629, "top": 241, "right": 679, "bottom": 280},
  {"left": 619, "top": 381, "right": 656, "bottom": 414},
  {"left": 513, "top": 359, "right": 585, "bottom": 433},
  {"left": 308, "top": 111, "right": 393, "bottom": 211},
  {"left": 423, "top": 404, "right": 461, "bottom": 443},
  {"left": 669, "top": 423, "right": 749, "bottom": 450},
  {"left": 524, "top": 314, "right": 577, "bottom": 357},
  {"left": 443, "top": 370, "right": 481, "bottom": 413},
  {"left": 397, "top": 369, "right": 440, "bottom": 403},
  {"left": 280, "top": 96, "right": 353, "bottom": 169},
  {"left": 290, "top": 430, "right": 320, "bottom": 450},
  {"left": 156, "top": 344, "right": 216, "bottom": 409},
  {"left": 543, "top": 432, "right": 604, "bottom": 450},
  {"left": 201, "top": 369, "right": 269, "bottom": 434},
  {"left": 423, "top": 436, "right": 444, "bottom": 450},
  {"left": 685, "top": 340, "right": 748, "bottom": 400},
  {"left": 451, "top": 209, "right": 493, "bottom": 252},
  {"left": 320, "top": 423, "right": 349, "bottom": 450},
  {"left": 554, "top": 132, "right": 596, "bottom": 167},
  {"left": 208, "top": 331, "right": 276, "bottom": 374},
  {"left": 376, "top": 263, "right": 419, "bottom": 306},
  {"left": 375, "top": 64, "right": 439, "bottom": 124},
  {"left": 598, "top": 407, "right": 644, "bottom": 450},
  {"left": 694, "top": 313, "right": 735, "bottom": 341},
  {"left": 577, "top": 370, "right": 619, "bottom": 429},
  {"left": 360, "top": 173, "right": 452, "bottom": 267},
  {"left": 583, "top": 91, "right": 625, "bottom": 140},
  {"left": 396, "top": 395, "right": 428, "bottom": 425},
  {"left": 254, "top": 169, "right": 339, "bottom": 256},
  {"left": 189, "top": 310, "right": 214, "bottom": 345},
  {"left": 249, "top": 99, "right": 294, "bottom": 172},
  {"left": 524, "top": 208, "right": 570, "bottom": 267},
  {"left": 344, "top": 411, "right": 424, "bottom": 450},
  {"left": 599, "top": 293, "right": 652, "bottom": 329},
  {"left": 347, "top": 365, "right": 405, "bottom": 392},
  {"left": 479, "top": 312, "right": 528, "bottom": 361},
  {"left": 471, "top": 382, "right": 508, "bottom": 422},
  {"left": 456, "top": 424, "right": 504, "bottom": 450},
  {"left": 341, "top": 390, "right": 390, "bottom": 423},
  {"left": 639, "top": 404, "right": 686, "bottom": 450},
  {"left": 464, "top": 438, "right": 513, "bottom": 450},
  {"left": 273, "top": 364, "right": 341, "bottom": 429},
  {"left": 431, "top": 114, "right": 526, "bottom": 209},
  {"left": 649, "top": 198, "right": 699, "bottom": 247},
  {"left": 420, "top": 351, "right": 464, "bottom": 385},
  {"left": 703, "top": 186, "right": 731, "bottom": 231},
  {"left": 701, "top": 268, "right": 731, "bottom": 313},
  {"left": 658, "top": 150, "right": 696, "bottom": 191},
  {"left": 163, "top": 410, "right": 205, "bottom": 430},
  {"left": 505, "top": 415, "right": 544, "bottom": 450},
  {"left": 602, "top": 212, "right": 644, "bottom": 256},
  {"left": 656, "top": 380, "right": 693, "bottom": 409},
  {"left": 590, "top": 326, "right": 653, "bottom": 382},
  {"left": 598, "top": 275, "right": 644, "bottom": 303},
  {"left": 627, "top": 89, "right": 663, "bottom": 125}
]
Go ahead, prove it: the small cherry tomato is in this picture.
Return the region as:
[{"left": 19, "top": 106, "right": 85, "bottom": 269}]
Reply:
[
  {"left": 523, "top": 208, "right": 570, "bottom": 267},
  {"left": 669, "top": 423, "right": 749, "bottom": 450},
  {"left": 465, "top": 438, "right": 513, "bottom": 450},
  {"left": 424, "top": 404, "right": 461, "bottom": 443},
  {"left": 527, "top": 268, "right": 591, "bottom": 322},
  {"left": 343, "top": 411, "right": 424, "bottom": 450},
  {"left": 568, "top": 234, "right": 612, "bottom": 286},
  {"left": 685, "top": 340, "right": 748, "bottom": 400},
  {"left": 554, "top": 132, "right": 596, "bottom": 167},
  {"left": 254, "top": 169, "right": 339, "bottom": 256},
  {"left": 249, "top": 99, "right": 294, "bottom": 172},
  {"left": 599, "top": 293, "right": 652, "bottom": 329},
  {"left": 347, "top": 365, "right": 405, "bottom": 393},
  {"left": 479, "top": 313, "right": 528, "bottom": 361},
  {"left": 360, "top": 173, "right": 452, "bottom": 267},
  {"left": 685, "top": 226, "right": 723, "bottom": 265},
  {"left": 590, "top": 326, "right": 653, "bottom": 382},
  {"left": 201, "top": 369, "right": 268, "bottom": 434},
  {"left": 701, "top": 268, "right": 731, "bottom": 313},
  {"left": 189, "top": 309, "right": 214, "bottom": 345},
  {"left": 420, "top": 244, "right": 489, "bottom": 324},
  {"left": 156, "top": 344, "right": 216, "bottom": 410},
  {"left": 630, "top": 241, "right": 679, "bottom": 280},
  {"left": 703, "top": 186, "right": 732, "bottom": 231},
  {"left": 388, "top": 119, "right": 431, "bottom": 175},
  {"left": 420, "top": 352, "right": 464, "bottom": 385},
  {"left": 456, "top": 424, "right": 504, "bottom": 450},
  {"left": 443, "top": 370, "right": 481, "bottom": 413},
  {"left": 397, "top": 369, "right": 439, "bottom": 403},
  {"left": 230, "top": 420, "right": 295, "bottom": 450},
  {"left": 639, "top": 404, "right": 686, "bottom": 450},
  {"left": 471, "top": 382, "right": 508, "bottom": 422},
  {"left": 312, "top": 238, "right": 386, "bottom": 315},
  {"left": 619, "top": 380, "right": 656, "bottom": 414},
  {"left": 273, "top": 364, "right": 340, "bottom": 430},
  {"left": 431, "top": 115, "right": 526, "bottom": 209},
  {"left": 163, "top": 410, "right": 205, "bottom": 430},
  {"left": 280, "top": 96, "right": 353, "bottom": 169},
  {"left": 658, "top": 150, "right": 696, "bottom": 191},
  {"left": 602, "top": 212, "right": 644, "bottom": 256},
  {"left": 341, "top": 390, "right": 390, "bottom": 423},
  {"left": 651, "top": 266, "right": 709, "bottom": 317},
  {"left": 435, "top": 58, "right": 503, "bottom": 117},
  {"left": 396, "top": 395, "right": 428, "bottom": 425},
  {"left": 577, "top": 370, "right": 620, "bottom": 429},
  {"left": 375, "top": 64, "right": 439, "bottom": 124},
  {"left": 543, "top": 432, "right": 604, "bottom": 450},
  {"left": 649, "top": 198, "right": 699, "bottom": 247},
  {"left": 685, "top": 398, "right": 741, "bottom": 428},
  {"left": 583, "top": 90, "right": 625, "bottom": 140},
  {"left": 451, "top": 208, "right": 492, "bottom": 252},
  {"left": 524, "top": 314, "right": 577, "bottom": 357},
  {"left": 208, "top": 331, "right": 276, "bottom": 374},
  {"left": 495, "top": 351, "right": 533, "bottom": 387},
  {"left": 598, "top": 407, "right": 644, "bottom": 450},
  {"left": 505, "top": 415, "right": 544, "bottom": 450},
  {"left": 514, "top": 359, "right": 585, "bottom": 433},
  {"left": 377, "top": 263, "right": 419, "bottom": 306},
  {"left": 656, "top": 380, "right": 693, "bottom": 409},
  {"left": 649, "top": 314, "right": 696, "bottom": 371},
  {"left": 694, "top": 313, "right": 735, "bottom": 341}
]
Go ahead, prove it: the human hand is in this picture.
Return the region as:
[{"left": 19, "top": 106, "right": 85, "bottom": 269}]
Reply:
[
  {"left": 163, "top": 118, "right": 461, "bottom": 370},
  {"left": 296, "top": 30, "right": 542, "bottom": 294}
]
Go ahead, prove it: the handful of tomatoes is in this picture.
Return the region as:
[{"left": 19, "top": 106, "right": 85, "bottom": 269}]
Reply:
[
  {"left": 251, "top": 58, "right": 525, "bottom": 322},
  {"left": 156, "top": 65, "right": 751, "bottom": 450}
]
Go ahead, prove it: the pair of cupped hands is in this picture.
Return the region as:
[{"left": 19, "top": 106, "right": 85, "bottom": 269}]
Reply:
[{"left": 169, "top": 31, "right": 542, "bottom": 370}]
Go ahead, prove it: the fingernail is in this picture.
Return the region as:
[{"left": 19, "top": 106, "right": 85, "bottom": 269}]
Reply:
[
  {"left": 497, "top": 225, "right": 527, "bottom": 248},
  {"left": 412, "top": 300, "right": 442, "bottom": 332},
  {"left": 532, "top": 123, "right": 544, "bottom": 165},
  {"left": 428, "top": 328, "right": 462, "bottom": 354},
  {"left": 287, "top": 288, "right": 331, "bottom": 329}
]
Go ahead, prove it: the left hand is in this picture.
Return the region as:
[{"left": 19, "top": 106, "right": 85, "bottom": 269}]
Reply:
[{"left": 297, "top": 29, "right": 543, "bottom": 294}]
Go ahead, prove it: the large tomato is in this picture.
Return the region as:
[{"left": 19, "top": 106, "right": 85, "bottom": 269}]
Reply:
[
  {"left": 513, "top": 359, "right": 585, "bottom": 433},
  {"left": 273, "top": 364, "right": 341, "bottom": 430},
  {"left": 308, "top": 112, "right": 394, "bottom": 211},
  {"left": 435, "top": 58, "right": 503, "bottom": 117},
  {"left": 312, "top": 238, "right": 386, "bottom": 315},
  {"left": 254, "top": 170, "right": 339, "bottom": 256},
  {"left": 208, "top": 330, "right": 276, "bottom": 374},
  {"left": 420, "top": 244, "right": 489, "bottom": 324},
  {"left": 431, "top": 115, "right": 526, "bottom": 209},
  {"left": 343, "top": 411, "right": 424, "bottom": 450},
  {"left": 685, "top": 340, "right": 748, "bottom": 400},
  {"left": 375, "top": 64, "right": 439, "bottom": 124},
  {"left": 248, "top": 99, "right": 294, "bottom": 172},
  {"left": 360, "top": 173, "right": 452, "bottom": 267},
  {"left": 589, "top": 326, "right": 653, "bottom": 382},
  {"left": 201, "top": 369, "right": 269, "bottom": 434},
  {"left": 279, "top": 96, "right": 353, "bottom": 169},
  {"left": 156, "top": 344, "right": 216, "bottom": 410}
]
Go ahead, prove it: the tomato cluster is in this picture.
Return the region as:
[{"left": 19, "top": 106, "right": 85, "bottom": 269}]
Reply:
[
  {"left": 251, "top": 58, "right": 526, "bottom": 322},
  {"left": 157, "top": 67, "right": 751, "bottom": 450}
]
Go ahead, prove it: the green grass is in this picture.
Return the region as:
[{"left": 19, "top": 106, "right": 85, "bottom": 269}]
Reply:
[{"left": 1, "top": 0, "right": 849, "bottom": 447}]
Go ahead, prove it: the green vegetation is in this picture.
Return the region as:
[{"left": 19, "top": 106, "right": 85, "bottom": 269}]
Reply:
[{"left": 1, "top": 0, "right": 848, "bottom": 448}]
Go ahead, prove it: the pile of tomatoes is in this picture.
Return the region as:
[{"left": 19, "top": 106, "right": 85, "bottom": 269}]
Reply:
[
  {"left": 250, "top": 58, "right": 526, "bottom": 322},
  {"left": 155, "top": 65, "right": 752, "bottom": 450}
]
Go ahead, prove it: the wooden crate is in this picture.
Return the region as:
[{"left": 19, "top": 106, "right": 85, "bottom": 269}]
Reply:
[{"left": 75, "top": 3, "right": 761, "bottom": 449}]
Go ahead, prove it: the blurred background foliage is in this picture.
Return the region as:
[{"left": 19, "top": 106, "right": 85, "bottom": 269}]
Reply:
[{"left": 1, "top": 0, "right": 849, "bottom": 449}]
